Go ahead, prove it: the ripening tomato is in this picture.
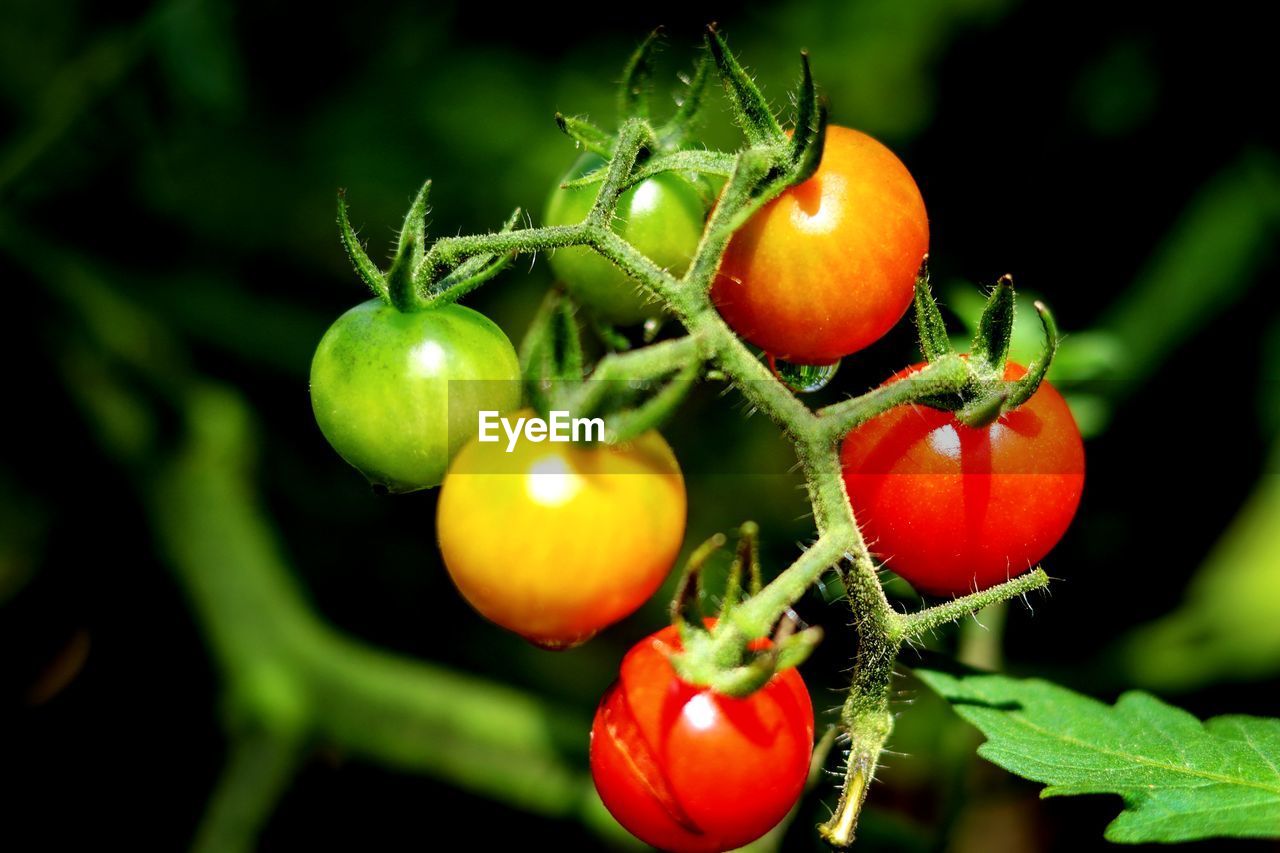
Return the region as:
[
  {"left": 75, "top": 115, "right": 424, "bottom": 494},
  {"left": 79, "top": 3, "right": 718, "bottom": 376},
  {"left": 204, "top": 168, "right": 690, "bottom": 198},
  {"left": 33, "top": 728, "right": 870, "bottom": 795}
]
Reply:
[
  {"left": 841, "top": 362, "right": 1085, "bottom": 596},
  {"left": 711, "top": 125, "right": 929, "bottom": 365},
  {"left": 545, "top": 154, "right": 706, "bottom": 325},
  {"left": 591, "top": 623, "right": 814, "bottom": 853},
  {"left": 310, "top": 299, "right": 521, "bottom": 493},
  {"left": 436, "top": 416, "right": 686, "bottom": 647}
]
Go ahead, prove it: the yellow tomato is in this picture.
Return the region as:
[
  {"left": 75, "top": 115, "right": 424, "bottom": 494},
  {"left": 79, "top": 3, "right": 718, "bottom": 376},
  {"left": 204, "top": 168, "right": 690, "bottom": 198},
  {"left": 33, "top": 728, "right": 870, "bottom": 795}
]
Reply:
[{"left": 436, "top": 414, "right": 687, "bottom": 648}]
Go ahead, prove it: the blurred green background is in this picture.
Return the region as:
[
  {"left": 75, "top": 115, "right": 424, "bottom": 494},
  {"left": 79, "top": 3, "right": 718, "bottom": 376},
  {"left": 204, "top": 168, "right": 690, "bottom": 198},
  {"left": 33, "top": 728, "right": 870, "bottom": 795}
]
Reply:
[{"left": 2, "top": 0, "right": 1278, "bottom": 850}]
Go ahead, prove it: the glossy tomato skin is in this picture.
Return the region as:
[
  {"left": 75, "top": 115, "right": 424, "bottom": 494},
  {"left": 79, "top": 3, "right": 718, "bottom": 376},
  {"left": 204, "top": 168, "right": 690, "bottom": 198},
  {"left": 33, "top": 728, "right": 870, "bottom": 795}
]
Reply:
[
  {"left": 437, "top": 416, "right": 686, "bottom": 647},
  {"left": 545, "top": 154, "right": 706, "bottom": 325},
  {"left": 591, "top": 624, "right": 814, "bottom": 853},
  {"left": 841, "top": 362, "right": 1084, "bottom": 596},
  {"left": 310, "top": 299, "right": 521, "bottom": 493},
  {"left": 711, "top": 125, "right": 929, "bottom": 365}
]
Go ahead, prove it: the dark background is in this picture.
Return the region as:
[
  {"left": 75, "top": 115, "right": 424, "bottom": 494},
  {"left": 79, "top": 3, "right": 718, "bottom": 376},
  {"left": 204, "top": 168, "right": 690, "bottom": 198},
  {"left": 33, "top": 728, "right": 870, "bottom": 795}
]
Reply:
[{"left": 2, "top": 0, "right": 1278, "bottom": 850}]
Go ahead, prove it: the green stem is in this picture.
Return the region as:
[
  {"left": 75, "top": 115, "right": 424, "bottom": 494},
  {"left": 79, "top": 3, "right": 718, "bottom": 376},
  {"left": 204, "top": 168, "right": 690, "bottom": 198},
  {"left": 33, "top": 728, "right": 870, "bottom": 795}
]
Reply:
[
  {"left": 898, "top": 569, "right": 1050, "bottom": 640},
  {"left": 191, "top": 730, "right": 301, "bottom": 853},
  {"left": 819, "top": 548, "right": 899, "bottom": 847},
  {"left": 570, "top": 334, "right": 703, "bottom": 418},
  {"left": 816, "top": 354, "right": 969, "bottom": 442},
  {"left": 730, "top": 534, "right": 849, "bottom": 637}
]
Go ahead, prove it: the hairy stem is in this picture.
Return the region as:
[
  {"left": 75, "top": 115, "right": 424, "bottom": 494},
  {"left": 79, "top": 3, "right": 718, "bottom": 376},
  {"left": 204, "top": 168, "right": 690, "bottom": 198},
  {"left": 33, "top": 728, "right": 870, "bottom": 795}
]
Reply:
[{"left": 898, "top": 569, "right": 1050, "bottom": 640}]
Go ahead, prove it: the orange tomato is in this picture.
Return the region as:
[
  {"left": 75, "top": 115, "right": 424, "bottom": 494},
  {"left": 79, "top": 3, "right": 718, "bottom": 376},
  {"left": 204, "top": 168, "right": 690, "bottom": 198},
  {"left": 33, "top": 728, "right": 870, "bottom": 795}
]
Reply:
[{"left": 711, "top": 125, "right": 929, "bottom": 365}]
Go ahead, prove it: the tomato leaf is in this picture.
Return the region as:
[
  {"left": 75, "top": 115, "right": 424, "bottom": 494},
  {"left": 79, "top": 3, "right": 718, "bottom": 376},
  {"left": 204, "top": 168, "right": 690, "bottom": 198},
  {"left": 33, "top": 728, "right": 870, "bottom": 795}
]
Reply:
[{"left": 915, "top": 666, "right": 1280, "bottom": 844}]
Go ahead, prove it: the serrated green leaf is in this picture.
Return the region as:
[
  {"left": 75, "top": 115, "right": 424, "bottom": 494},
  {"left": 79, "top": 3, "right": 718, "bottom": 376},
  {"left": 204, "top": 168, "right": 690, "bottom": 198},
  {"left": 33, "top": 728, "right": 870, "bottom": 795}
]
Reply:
[{"left": 916, "top": 667, "right": 1280, "bottom": 844}]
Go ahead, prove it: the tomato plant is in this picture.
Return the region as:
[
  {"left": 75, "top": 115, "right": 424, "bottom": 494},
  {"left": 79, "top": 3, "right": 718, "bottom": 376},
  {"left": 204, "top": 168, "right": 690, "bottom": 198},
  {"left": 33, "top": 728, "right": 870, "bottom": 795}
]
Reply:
[
  {"left": 545, "top": 153, "right": 706, "bottom": 325},
  {"left": 436, "top": 415, "right": 687, "bottom": 648},
  {"left": 710, "top": 125, "right": 929, "bottom": 365},
  {"left": 841, "top": 361, "right": 1085, "bottom": 596},
  {"left": 313, "top": 31, "right": 1093, "bottom": 851},
  {"left": 310, "top": 299, "right": 521, "bottom": 492},
  {"left": 591, "top": 623, "right": 814, "bottom": 853}
]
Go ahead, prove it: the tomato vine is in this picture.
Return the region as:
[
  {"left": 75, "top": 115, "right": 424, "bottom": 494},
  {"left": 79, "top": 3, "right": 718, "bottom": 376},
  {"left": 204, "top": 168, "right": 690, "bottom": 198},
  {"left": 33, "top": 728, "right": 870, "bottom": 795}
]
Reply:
[{"left": 336, "top": 26, "right": 1063, "bottom": 848}]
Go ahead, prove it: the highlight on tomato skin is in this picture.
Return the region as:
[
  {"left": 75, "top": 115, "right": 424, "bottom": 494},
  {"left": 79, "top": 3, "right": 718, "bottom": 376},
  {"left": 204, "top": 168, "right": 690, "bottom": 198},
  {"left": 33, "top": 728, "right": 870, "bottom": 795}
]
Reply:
[
  {"left": 710, "top": 125, "right": 929, "bottom": 365},
  {"left": 436, "top": 416, "right": 687, "bottom": 648},
  {"left": 590, "top": 624, "right": 814, "bottom": 853},
  {"left": 840, "top": 362, "right": 1085, "bottom": 596}
]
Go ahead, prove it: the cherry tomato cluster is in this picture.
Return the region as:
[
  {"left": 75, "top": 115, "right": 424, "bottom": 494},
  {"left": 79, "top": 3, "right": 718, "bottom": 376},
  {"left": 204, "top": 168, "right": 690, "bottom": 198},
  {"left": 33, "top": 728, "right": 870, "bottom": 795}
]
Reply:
[{"left": 312, "top": 65, "right": 1083, "bottom": 846}]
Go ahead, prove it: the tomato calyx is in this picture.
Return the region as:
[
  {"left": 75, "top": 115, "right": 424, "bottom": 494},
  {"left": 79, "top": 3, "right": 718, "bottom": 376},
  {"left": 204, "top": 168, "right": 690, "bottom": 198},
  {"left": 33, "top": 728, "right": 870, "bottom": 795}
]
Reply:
[
  {"left": 665, "top": 524, "right": 823, "bottom": 698},
  {"left": 912, "top": 259, "right": 1062, "bottom": 428},
  {"left": 337, "top": 182, "right": 520, "bottom": 313}
]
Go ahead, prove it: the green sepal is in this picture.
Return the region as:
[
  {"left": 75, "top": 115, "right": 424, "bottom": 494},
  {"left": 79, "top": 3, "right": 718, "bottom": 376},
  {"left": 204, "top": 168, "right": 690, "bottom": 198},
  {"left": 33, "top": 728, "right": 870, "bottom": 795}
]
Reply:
[
  {"left": 956, "top": 387, "right": 1009, "bottom": 429},
  {"left": 704, "top": 621, "right": 823, "bottom": 698},
  {"left": 789, "top": 52, "right": 828, "bottom": 184},
  {"left": 914, "top": 256, "right": 953, "bottom": 362},
  {"left": 554, "top": 113, "right": 614, "bottom": 158},
  {"left": 972, "top": 275, "right": 1016, "bottom": 373},
  {"left": 773, "top": 624, "right": 824, "bottom": 672},
  {"left": 719, "top": 520, "right": 760, "bottom": 621},
  {"left": 396, "top": 179, "right": 431, "bottom": 271},
  {"left": 706, "top": 24, "right": 784, "bottom": 146},
  {"left": 657, "top": 54, "right": 712, "bottom": 146},
  {"left": 426, "top": 208, "right": 521, "bottom": 306},
  {"left": 1004, "top": 300, "right": 1060, "bottom": 410},
  {"left": 552, "top": 298, "right": 584, "bottom": 383},
  {"left": 385, "top": 229, "right": 425, "bottom": 312},
  {"left": 704, "top": 655, "right": 778, "bottom": 697},
  {"left": 670, "top": 533, "right": 727, "bottom": 633},
  {"left": 336, "top": 190, "right": 387, "bottom": 299},
  {"left": 618, "top": 28, "right": 663, "bottom": 121}
]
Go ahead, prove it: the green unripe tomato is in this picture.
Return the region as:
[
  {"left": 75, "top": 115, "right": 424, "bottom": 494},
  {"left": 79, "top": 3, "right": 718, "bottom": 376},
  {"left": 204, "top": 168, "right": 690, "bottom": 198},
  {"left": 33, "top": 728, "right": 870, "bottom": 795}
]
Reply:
[
  {"left": 545, "top": 154, "right": 706, "bottom": 325},
  {"left": 310, "top": 299, "right": 521, "bottom": 492}
]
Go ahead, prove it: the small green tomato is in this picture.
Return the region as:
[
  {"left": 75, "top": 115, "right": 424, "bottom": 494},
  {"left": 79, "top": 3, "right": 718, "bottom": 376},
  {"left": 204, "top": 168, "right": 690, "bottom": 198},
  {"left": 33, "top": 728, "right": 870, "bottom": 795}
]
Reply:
[
  {"left": 545, "top": 154, "right": 706, "bottom": 325},
  {"left": 310, "top": 299, "right": 520, "bottom": 492}
]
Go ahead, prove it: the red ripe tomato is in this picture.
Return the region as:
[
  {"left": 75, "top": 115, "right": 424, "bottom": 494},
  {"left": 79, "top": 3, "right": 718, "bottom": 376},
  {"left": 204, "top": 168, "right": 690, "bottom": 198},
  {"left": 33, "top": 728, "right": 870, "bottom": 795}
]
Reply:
[
  {"left": 590, "top": 624, "right": 814, "bottom": 853},
  {"left": 841, "top": 362, "right": 1085, "bottom": 596},
  {"left": 710, "top": 125, "right": 929, "bottom": 365}
]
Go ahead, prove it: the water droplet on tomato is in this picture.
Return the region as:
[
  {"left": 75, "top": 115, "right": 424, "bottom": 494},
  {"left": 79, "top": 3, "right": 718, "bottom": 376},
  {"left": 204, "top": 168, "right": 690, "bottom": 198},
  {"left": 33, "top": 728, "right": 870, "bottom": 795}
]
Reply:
[
  {"left": 642, "top": 317, "right": 662, "bottom": 342},
  {"left": 768, "top": 355, "right": 839, "bottom": 393}
]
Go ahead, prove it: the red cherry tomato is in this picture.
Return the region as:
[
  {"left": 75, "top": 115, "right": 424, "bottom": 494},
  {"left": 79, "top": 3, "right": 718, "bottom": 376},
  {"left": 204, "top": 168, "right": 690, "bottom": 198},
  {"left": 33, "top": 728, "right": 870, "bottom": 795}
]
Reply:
[
  {"left": 841, "top": 362, "right": 1085, "bottom": 596},
  {"left": 590, "top": 624, "right": 814, "bottom": 852},
  {"left": 711, "top": 125, "right": 929, "bottom": 365}
]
